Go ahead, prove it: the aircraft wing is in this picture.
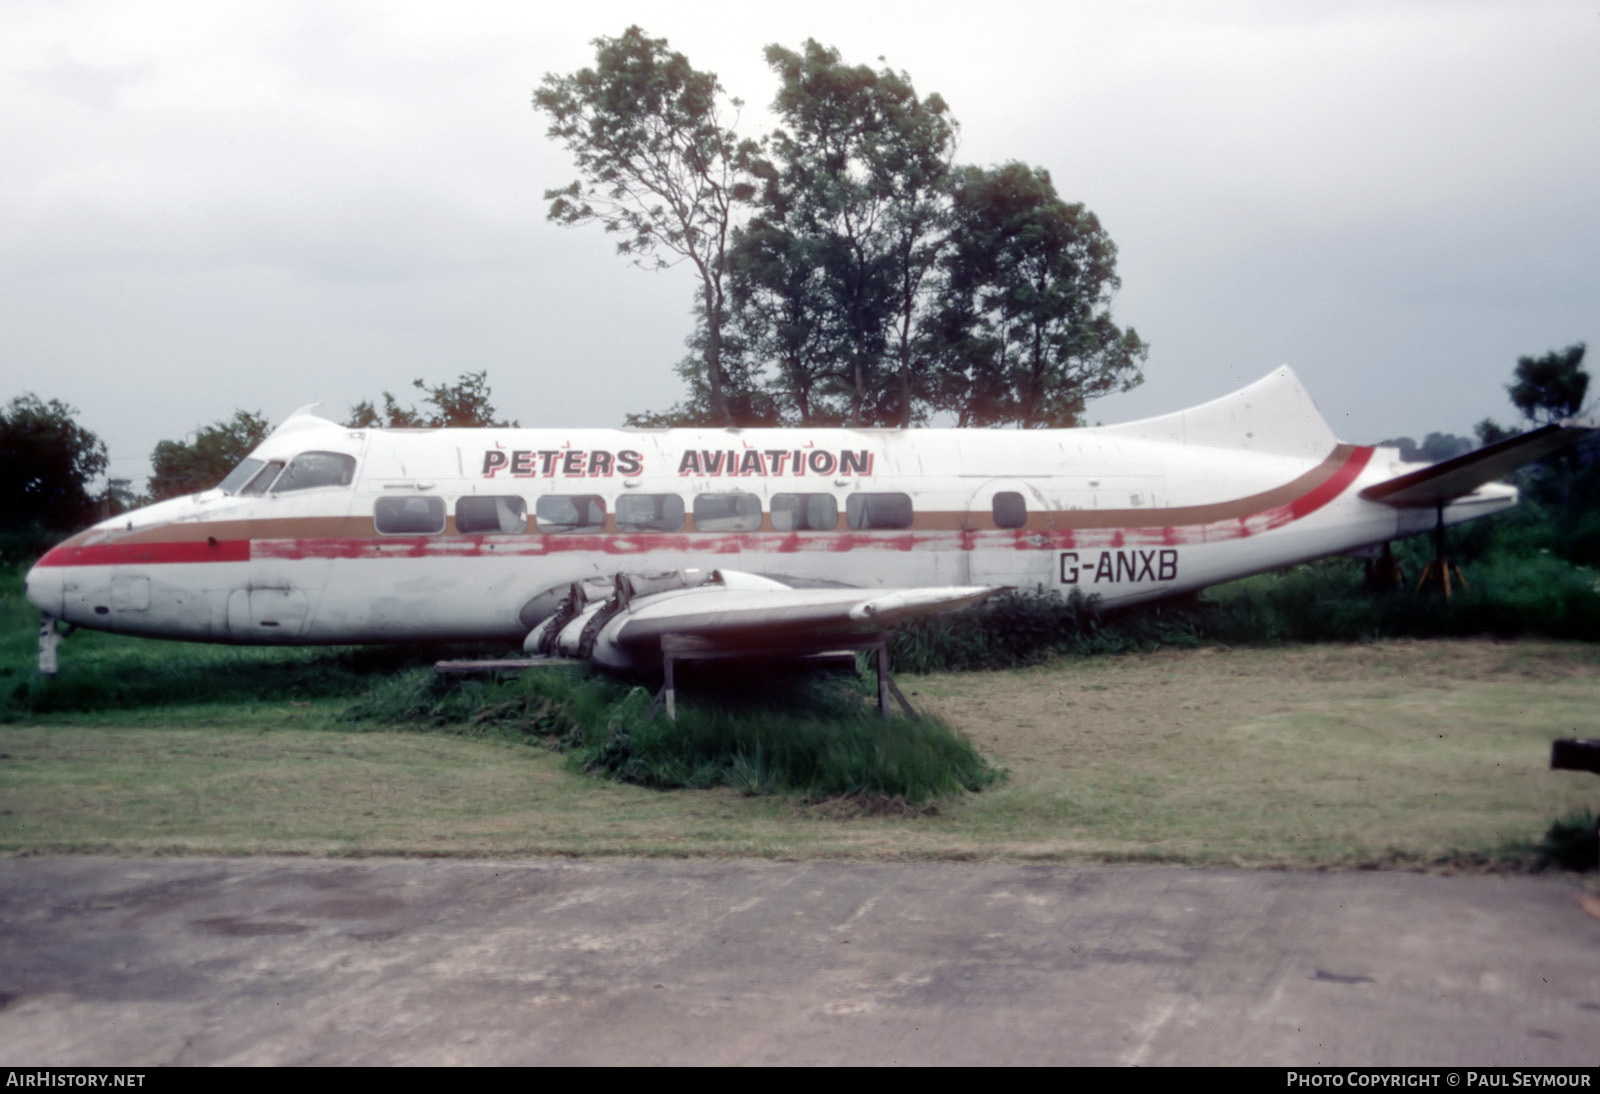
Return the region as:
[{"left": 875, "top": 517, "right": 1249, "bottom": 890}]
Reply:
[
  {"left": 529, "top": 570, "right": 1005, "bottom": 670},
  {"left": 1360, "top": 419, "right": 1596, "bottom": 508}
]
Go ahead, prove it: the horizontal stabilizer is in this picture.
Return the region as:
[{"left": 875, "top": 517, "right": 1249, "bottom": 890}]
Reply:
[{"left": 1361, "top": 419, "right": 1597, "bottom": 507}]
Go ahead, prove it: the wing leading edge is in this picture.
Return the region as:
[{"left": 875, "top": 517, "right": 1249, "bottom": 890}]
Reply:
[
  {"left": 1361, "top": 419, "right": 1597, "bottom": 508},
  {"left": 527, "top": 569, "right": 1005, "bottom": 672}
]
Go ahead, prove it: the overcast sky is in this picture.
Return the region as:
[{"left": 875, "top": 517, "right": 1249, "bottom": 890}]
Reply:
[{"left": 4, "top": 0, "right": 1597, "bottom": 488}]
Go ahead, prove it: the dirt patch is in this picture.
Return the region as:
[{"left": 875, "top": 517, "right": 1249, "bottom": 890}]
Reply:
[{"left": 800, "top": 793, "right": 942, "bottom": 819}]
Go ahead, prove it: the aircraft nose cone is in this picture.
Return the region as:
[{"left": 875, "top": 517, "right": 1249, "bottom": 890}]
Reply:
[
  {"left": 23, "top": 557, "right": 64, "bottom": 615},
  {"left": 24, "top": 566, "right": 58, "bottom": 614}
]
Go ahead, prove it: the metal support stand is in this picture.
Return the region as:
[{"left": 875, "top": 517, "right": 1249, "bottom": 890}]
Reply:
[
  {"left": 645, "top": 633, "right": 916, "bottom": 723},
  {"left": 38, "top": 613, "right": 60, "bottom": 676},
  {"left": 1414, "top": 505, "right": 1466, "bottom": 599}
]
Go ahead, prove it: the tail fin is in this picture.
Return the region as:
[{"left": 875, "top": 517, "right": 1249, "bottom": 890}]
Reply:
[{"left": 1098, "top": 366, "right": 1338, "bottom": 459}]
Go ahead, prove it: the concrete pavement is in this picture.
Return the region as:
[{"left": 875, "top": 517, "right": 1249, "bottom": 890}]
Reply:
[{"left": 2, "top": 857, "right": 1597, "bottom": 1066}]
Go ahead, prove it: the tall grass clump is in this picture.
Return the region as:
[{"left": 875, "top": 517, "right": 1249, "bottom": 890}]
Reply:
[
  {"left": 889, "top": 587, "right": 1210, "bottom": 673},
  {"left": 338, "top": 663, "right": 624, "bottom": 748},
  {"left": 886, "top": 541, "right": 1600, "bottom": 674},
  {"left": 584, "top": 678, "right": 1000, "bottom": 801},
  {"left": 1204, "top": 554, "right": 1600, "bottom": 644},
  {"left": 340, "top": 665, "right": 1000, "bottom": 804}
]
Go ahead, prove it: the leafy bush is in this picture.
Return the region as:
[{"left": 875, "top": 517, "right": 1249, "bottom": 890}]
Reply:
[{"left": 1537, "top": 811, "right": 1599, "bottom": 872}]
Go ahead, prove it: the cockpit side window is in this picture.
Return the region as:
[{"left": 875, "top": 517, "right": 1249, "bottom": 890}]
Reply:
[
  {"left": 237, "top": 461, "right": 285, "bottom": 496},
  {"left": 271, "top": 452, "right": 358, "bottom": 494},
  {"left": 218, "top": 458, "right": 265, "bottom": 494}
]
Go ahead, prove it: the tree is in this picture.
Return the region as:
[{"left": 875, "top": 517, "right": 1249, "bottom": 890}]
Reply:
[
  {"left": 1473, "top": 418, "right": 1516, "bottom": 447},
  {"left": 535, "top": 27, "right": 754, "bottom": 426},
  {"left": 1382, "top": 433, "right": 1474, "bottom": 464},
  {"left": 931, "top": 163, "right": 1146, "bottom": 427},
  {"left": 0, "top": 393, "right": 107, "bottom": 533},
  {"left": 101, "top": 478, "right": 137, "bottom": 518},
  {"left": 1474, "top": 343, "right": 1590, "bottom": 451},
  {"left": 736, "top": 40, "right": 958, "bottom": 426},
  {"left": 726, "top": 213, "right": 845, "bottom": 425},
  {"left": 1508, "top": 343, "right": 1588, "bottom": 425},
  {"left": 1475, "top": 343, "right": 1592, "bottom": 507},
  {"left": 347, "top": 371, "right": 517, "bottom": 429},
  {"left": 148, "top": 410, "right": 272, "bottom": 501}
]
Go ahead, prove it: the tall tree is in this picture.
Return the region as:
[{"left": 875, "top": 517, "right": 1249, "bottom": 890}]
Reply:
[
  {"left": 0, "top": 393, "right": 107, "bottom": 533},
  {"left": 348, "top": 371, "right": 517, "bottom": 429},
  {"left": 727, "top": 205, "right": 846, "bottom": 425},
  {"left": 740, "top": 41, "right": 958, "bottom": 426},
  {"left": 933, "top": 163, "right": 1146, "bottom": 427},
  {"left": 148, "top": 410, "right": 271, "bottom": 501},
  {"left": 1508, "top": 343, "right": 1588, "bottom": 425},
  {"left": 535, "top": 27, "right": 754, "bottom": 425},
  {"left": 1476, "top": 342, "right": 1592, "bottom": 506}
]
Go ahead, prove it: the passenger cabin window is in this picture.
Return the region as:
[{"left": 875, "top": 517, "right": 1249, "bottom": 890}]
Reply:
[
  {"left": 271, "top": 452, "right": 357, "bottom": 493},
  {"left": 456, "top": 495, "right": 528, "bottom": 534},
  {"left": 846, "top": 493, "right": 914, "bottom": 530},
  {"left": 535, "top": 494, "right": 605, "bottom": 533},
  {"left": 771, "top": 493, "right": 838, "bottom": 532},
  {"left": 237, "top": 461, "right": 285, "bottom": 496},
  {"left": 615, "top": 493, "right": 685, "bottom": 533},
  {"left": 219, "top": 458, "right": 265, "bottom": 494},
  {"left": 374, "top": 496, "right": 445, "bottom": 535},
  {"left": 693, "top": 493, "right": 761, "bottom": 532},
  {"left": 992, "top": 491, "right": 1027, "bottom": 529}
]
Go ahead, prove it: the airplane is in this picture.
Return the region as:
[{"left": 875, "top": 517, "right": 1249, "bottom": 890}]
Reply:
[{"left": 22, "top": 366, "right": 1594, "bottom": 679}]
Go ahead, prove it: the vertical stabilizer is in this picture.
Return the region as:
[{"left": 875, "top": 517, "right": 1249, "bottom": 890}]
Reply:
[{"left": 1097, "top": 367, "right": 1339, "bottom": 459}]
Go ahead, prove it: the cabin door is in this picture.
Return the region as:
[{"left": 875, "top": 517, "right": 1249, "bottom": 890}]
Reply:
[
  {"left": 965, "top": 479, "right": 1056, "bottom": 590},
  {"left": 225, "top": 439, "right": 367, "bottom": 641}
]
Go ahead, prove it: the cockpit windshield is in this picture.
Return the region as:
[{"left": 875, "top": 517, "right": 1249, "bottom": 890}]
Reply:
[
  {"left": 238, "top": 461, "right": 285, "bottom": 496},
  {"left": 218, "top": 458, "right": 265, "bottom": 494},
  {"left": 218, "top": 451, "right": 357, "bottom": 496}
]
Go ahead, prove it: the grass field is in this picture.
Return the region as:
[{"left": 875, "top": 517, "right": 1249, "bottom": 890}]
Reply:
[{"left": 4, "top": 594, "right": 1596, "bottom": 866}]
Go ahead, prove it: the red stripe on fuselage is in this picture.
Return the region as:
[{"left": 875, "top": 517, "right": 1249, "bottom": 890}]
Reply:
[
  {"left": 1286, "top": 444, "right": 1373, "bottom": 521},
  {"left": 33, "top": 539, "right": 251, "bottom": 567}
]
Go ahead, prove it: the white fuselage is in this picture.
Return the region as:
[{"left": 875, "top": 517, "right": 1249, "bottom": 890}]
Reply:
[{"left": 22, "top": 370, "right": 1515, "bottom": 647}]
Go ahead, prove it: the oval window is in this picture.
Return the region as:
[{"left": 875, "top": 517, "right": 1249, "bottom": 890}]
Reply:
[
  {"left": 374, "top": 496, "right": 446, "bottom": 535},
  {"left": 771, "top": 493, "right": 838, "bottom": 532},
  {"left": 992, "top": 491, "right": 1027, "bottom": 529},
  {"left": 846, "top": 493, "right": 914, "bottom": 530},
  {"left": 693, "top": 493, "right": 761, "bottom": 532},
  {"left": 615, "top": 493, "right": 685, "bottom": 533},
  {"left": 535, "top": 494, "right": 606, "bottom": 533},
  {"left": 456, "top": 495, "right": 528, "bottom": 534}
]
